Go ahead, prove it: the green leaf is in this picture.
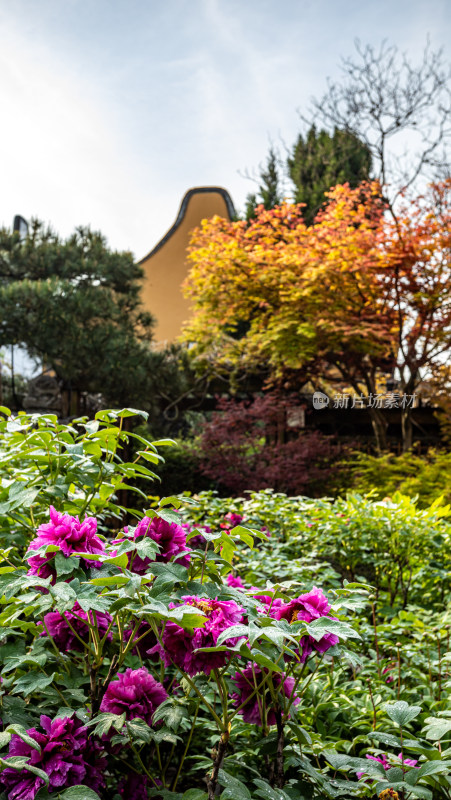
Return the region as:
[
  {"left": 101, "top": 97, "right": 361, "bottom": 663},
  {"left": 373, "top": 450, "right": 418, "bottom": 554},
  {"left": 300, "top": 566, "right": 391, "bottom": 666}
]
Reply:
[
  {"left": 385, "top": 701, "right": 422, "bottom": 727},
  {"left": 216, "top": 624, "right": 249, "bottom": 645},
  {"left": 422, "top": 716, "right": 451, "bottom": 741},
  {"left": 229, "top": 525, "right": 255, "bottom": 548},
  {"left": 152, "top": 701, "right": 186, "bottom": 731},
  {"left": 90, "top": 575, "right": 130, "bottom": 586},
  {"left": 85, "top": 713, "right": 125, "bottom": 737},
  {"left": 386, "top": 767, "right": 404, "bottom": 782},
  {"left": 103, "top": 553, "right": 129, "bottom": 568},
  {"left": 50, "top": 582, "right": 76, "bottom": 613},
  {"left": 125, "top": 718, "right": 154, "bottom": 743},
  {"left": 5, "top": 725, "right": 41, "bottom": 752},
  {"left": 0, "top": 731, "right": 12, "bottom": 749},
  {"left": 58, "top": 786, "right": 101, "bottom": 799},
  {"left": 322, "top": 750, "right": 353, "bottom": 770},
  {"left": 159, "top": 496, "right": 183, "bottom": 508},
  {"left": 135, "top": 539, "right": 159, "bottom": 560},
  {"left": 0, "top": 757, "right": 49, "bottom": 786},
  {"left": 156, "top": 508, "right": 183, "bottom": 525},
  {"left": 249, "top": 650, "right": 283, "bottom": 672},
  {"left": 55, "top": 552, "right": 80, "bottom": 577},
  {"left": 417, "top": 760, "right": 451, "bottom": 777},
  {"left": 409, "top": 787, "right": 433, "bottom": 800},
  {"left": 253, "top": 779, "right": 292, "bottom": 800},
  {"left": 368, "top": 731, "right": 401, "bottom": 748},
  {"left": 12, "top": 671, "right": 55, "bottom": 697},
  {"left": 306, "top": 616, "right": 360, "bottom": 641},
  {"left": 117, "top": 408, "right": 149, "bottom": 420},
  {"left": 218, "top": 769, "right": 252, "bottom": 800}
]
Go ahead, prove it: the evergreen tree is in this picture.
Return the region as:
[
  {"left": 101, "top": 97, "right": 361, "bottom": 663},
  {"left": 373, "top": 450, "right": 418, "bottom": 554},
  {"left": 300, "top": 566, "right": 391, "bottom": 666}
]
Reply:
[
  {"left": 245, "top": 148, "right": 284, "bottom": 219},
  {"left": 287, "top": 125, "right": 372, "bottom": 224},
  {"left": 0, "top": 221, "right": 172, "bottom": 412}
]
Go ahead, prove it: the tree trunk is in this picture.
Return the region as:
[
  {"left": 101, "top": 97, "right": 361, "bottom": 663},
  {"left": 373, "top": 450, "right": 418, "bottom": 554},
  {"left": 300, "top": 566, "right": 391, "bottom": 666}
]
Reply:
[
  {"left": 369, "top": 407, "right": 388, "bottom": 453},
  {"left": 401, "top": 407, "right": 413, "bottom": 452}
]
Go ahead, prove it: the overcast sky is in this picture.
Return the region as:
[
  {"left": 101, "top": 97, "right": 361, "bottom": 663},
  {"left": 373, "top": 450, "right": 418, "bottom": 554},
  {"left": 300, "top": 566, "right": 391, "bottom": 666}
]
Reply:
[{"left": 1, "top": 0, "right": 450, "bottom": 260}]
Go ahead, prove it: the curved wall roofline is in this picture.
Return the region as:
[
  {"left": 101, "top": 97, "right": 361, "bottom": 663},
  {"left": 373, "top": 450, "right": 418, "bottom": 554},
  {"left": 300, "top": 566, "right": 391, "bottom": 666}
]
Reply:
[{"left": 138, "top": 186, "right": 236, "bottom": 263}]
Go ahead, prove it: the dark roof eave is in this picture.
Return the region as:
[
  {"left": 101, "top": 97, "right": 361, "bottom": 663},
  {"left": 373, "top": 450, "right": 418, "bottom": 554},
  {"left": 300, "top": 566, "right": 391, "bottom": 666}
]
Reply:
[{"left": 138, "top": 186, "right": 236, "bottom": 263}]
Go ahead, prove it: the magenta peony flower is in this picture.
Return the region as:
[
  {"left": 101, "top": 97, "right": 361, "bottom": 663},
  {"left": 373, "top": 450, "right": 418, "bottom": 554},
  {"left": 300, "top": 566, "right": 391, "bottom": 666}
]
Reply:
[
  {"left": 0, "top": 714, "right": 106, "bottom": 800},
  {"left": 156, "top": 595, "right": 246, "bottom": 676},
  {"left": 26, "top": 507, "right": 105, "bottom": 581},
  {"left": 126, "top": 516, "right": 190, "bottom": 574},
  {"left": 274, "top": 587, "right": 339, "bottom": 661},
  {"left": 187, "top": 524, "right": 211, "bottom": 550},
  {"left": 226, "top": 573, "right": 245, "bottom": 589},
  {"left": 402, "top": 755, "right": 419, "bottom": 768},
  {"left": 41, "top": 603, "right": 112, "bottom": 651},
  {"left": 220, "top": 512, "right": 243, "bottom": 530},
  {"left": 100, "top": 667, "right": 167, "bottom": 726},
  {"left": 251, "top": 590, "right": 283, "bottom": 614},
  {"left": 232, "top": 663, "right": 300, "bottom": 726}
]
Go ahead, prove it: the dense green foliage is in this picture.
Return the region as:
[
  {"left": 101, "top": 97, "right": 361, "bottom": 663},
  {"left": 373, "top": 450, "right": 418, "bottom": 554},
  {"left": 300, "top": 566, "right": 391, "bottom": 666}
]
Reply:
[
  {"left": 287, "top": 126, "right": 372, "bottom": 224},
  {"left": 349, "top": 450, "right": 451, "bottom": 508},
  {"left": 0, "top": 223, "right": 193, "bottom": 413},
  {"left": 0, "top": 410, "right": 450, "bottom": 799},
  {"left": 244, "top": 127, "right": 371, "bottom": 224},
  {"left": 245, "top": 148, "right": 284, "bottom": 219}
]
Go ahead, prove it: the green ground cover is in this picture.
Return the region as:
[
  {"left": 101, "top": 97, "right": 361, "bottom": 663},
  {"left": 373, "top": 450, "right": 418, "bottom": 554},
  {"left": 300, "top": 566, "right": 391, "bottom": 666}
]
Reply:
[{"left": 0, "top": 410, "right": 449, "bottom": 800}]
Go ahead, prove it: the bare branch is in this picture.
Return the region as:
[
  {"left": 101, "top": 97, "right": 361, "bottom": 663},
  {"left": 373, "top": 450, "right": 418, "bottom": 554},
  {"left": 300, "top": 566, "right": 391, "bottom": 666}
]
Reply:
[{"left": 304, "top": 39, "right": 451, "bottom": 205}]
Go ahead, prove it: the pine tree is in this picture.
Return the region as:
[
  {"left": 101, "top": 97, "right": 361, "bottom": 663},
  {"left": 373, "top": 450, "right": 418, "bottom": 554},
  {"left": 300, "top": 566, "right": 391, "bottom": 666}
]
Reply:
[
  {"left": 287, "top": 126, "right": 372, "bottom": 224},
  {"left": 245, "top": 148, "right": 284, "bottom": 219},
  {"left": 0, "top": 221, "right": 163, "bottom": 411}
]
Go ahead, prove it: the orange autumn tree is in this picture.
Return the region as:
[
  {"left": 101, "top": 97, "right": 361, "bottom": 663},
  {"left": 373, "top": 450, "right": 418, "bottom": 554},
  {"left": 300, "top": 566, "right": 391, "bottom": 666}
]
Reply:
[
  {"left": 384, "top": 179, "right": 451, "bottom": 448},
  {"left": 183, "top": 180, "right": 451, "bottom": 451}
]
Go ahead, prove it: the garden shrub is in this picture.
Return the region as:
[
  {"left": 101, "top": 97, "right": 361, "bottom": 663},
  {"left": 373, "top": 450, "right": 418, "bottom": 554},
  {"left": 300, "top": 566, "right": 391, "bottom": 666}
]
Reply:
[
  {"left": 198, "top": 394, "right": 350, "bottom": 496},
  {"left": 350, "top": 449, "right": 451, "bottom": 507},
  {"left": 0, "top": 410, "right": 450, "bottom": 799}
]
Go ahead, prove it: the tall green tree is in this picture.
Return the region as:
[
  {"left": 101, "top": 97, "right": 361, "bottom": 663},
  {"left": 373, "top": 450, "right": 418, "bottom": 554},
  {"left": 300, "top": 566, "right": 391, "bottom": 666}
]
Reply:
[
  {"left": 287, "top": 125, "right": 372, "bottom": 224},
  {"left": 0, "top": 221, "right": 165, "bottom": 411},
  {"left": 245, "top": 147, "right": 284, "bottom": 219}
]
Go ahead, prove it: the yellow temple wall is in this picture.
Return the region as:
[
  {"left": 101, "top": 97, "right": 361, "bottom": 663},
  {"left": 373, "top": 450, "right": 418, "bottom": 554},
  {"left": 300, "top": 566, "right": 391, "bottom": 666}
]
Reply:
[{"left": 139, "top": 187, "right": 234, "bottom": 346}]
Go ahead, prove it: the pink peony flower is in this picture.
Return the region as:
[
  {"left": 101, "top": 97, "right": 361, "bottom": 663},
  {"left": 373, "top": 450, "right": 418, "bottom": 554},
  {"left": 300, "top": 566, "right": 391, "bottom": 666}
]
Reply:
[
  {"left": 100, "top": 667, "right": 167, "bottom": 726},
  {"left": 220, "top": 512, "right": 243, "bottom": 530},
  {"left": 274, "top": 587, "right": 339, "bottom": 661},
  {"left": 357, "top": 752, "right": 418, "bottom": 779},
  {"left": 382, "top": 664, "right": 396, "bottom": 684},
  {"left": 232, "top": 663, "right": 300, "bottom": 726},
  {"left": 0, "top": 714, "right": 106, "bottom": 800},
  {"left": 226, "top": 573, "right": 245, "bottom": 589},
  {"left": 156, "top": 595, "right": 246, "bottom": 676},
  {"left": 125, "top": 516, "right": 190, "bottom": 574},
  {"left": 26, "top": 507, "right": 105, "bottom": 581},
  {"left": 41, "top": 603, "right": 112, "bottom": 651}
]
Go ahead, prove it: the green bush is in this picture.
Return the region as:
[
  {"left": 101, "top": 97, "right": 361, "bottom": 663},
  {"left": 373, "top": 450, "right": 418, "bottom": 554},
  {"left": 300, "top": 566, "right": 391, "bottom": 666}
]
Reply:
[
  {"left": 349, "top": 449, "right": 451, "bottom": 507},
  {"left": 0, "top": 410, "right": 451, "bottom": 800}
]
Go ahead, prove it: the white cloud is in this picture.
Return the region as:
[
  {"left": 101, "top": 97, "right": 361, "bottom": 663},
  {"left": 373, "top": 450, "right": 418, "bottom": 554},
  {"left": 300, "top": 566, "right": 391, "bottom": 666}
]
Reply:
[{"left": 0, "top": 0, "right": 449, "bottom": 260}]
